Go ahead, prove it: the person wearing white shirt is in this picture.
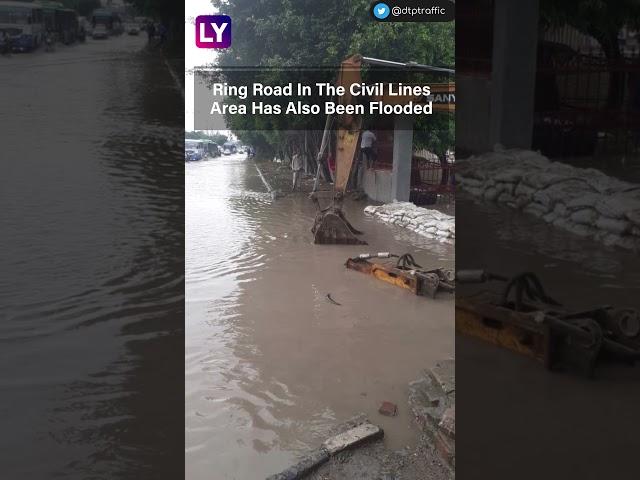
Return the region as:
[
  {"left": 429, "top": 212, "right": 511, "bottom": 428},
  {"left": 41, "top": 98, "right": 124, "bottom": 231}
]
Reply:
[{"left": 354, "top": 129, "right": 377, "bottom": 190}]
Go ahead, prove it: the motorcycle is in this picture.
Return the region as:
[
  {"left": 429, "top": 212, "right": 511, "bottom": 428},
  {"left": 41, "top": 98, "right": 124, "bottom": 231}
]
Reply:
[{"left": 44, "top": 33, "right": 55, "bottom": 52}]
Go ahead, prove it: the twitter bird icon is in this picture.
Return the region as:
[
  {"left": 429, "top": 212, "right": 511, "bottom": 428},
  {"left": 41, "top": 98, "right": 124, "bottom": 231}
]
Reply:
[{"left": 373, "top": 2, "right": 390, "bottom": 19}]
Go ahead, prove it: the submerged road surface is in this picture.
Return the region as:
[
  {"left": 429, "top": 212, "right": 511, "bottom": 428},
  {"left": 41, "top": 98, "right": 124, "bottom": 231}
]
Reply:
[
  {"left": 0, "top": 36, "right": 183, "bottom": 478},
  {"left": 456, "top": 194, "right": 640, "bottom": 480},
  {"left": 186, "top": 155, "right": 455, "bottom": 479}
]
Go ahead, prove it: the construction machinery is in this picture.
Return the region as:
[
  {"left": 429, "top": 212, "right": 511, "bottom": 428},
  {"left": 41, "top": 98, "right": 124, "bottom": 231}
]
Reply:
[
  {"left": 346, "top": 252, "right": 455, "bottom": 298},
  {"left": 310, "top": 54, "right": 454, "bottom": 244},
  {"left": 456, "top": 269, "right": 640, "bottom": 378}
]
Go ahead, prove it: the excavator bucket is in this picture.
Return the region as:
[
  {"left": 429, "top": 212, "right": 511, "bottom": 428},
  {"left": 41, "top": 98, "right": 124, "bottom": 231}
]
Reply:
[
  {"left": 312, "top": 210, "right": 367, "bottom": 245},
  {"left": 310, "top": 55, "right": 367, "bottom": 245}
]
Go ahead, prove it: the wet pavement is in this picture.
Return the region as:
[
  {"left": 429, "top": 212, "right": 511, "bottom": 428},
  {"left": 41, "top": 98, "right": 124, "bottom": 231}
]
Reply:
[
  {"left": 186, "top": 155, "right": 454, "bottom": 479},
  {"left": 0, "top": 36, "right": 183, "bottom": 478}
]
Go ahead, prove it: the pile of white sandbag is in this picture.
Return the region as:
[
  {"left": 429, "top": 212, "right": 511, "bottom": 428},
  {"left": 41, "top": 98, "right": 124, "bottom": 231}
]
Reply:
[
  {"left": 364, "top": 202, "right": 455, "bottom": 242},
  {"left": 457, "top": 146, "right": 640, "bottom": 251}
]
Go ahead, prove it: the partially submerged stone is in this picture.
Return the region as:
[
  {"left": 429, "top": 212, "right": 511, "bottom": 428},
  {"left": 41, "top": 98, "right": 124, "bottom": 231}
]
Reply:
[
  {"left": 265, "top": 448, "right": 329, "bottom": 480},
  {"left": 439, "top": 406, "right": 455, "bottom": 439},
  {"left": 322, "top": 422, "right": 383, "bottom": 455},
  {"left": 378, "top": 401, "right": 398, "bottom": 417}
]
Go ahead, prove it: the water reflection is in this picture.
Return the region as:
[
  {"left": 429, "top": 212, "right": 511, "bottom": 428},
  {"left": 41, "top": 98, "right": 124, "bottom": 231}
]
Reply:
[
  {"left": 186, "top": 155, "right": 454, "bottom": 479},
  {"left": 0, "top": 36, "right": 183, "bottom": 478}
]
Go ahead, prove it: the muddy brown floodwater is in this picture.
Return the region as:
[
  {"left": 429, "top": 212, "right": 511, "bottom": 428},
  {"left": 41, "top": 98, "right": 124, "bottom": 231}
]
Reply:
[
  {"left": 0, "top": 35, "right": 183, "bottom": 478},
  {"left": 185, "top": 155, "right": 454, "bottom": 480},
  {"left": 456, "top": 193, "right": 640, "bottom": 480}
]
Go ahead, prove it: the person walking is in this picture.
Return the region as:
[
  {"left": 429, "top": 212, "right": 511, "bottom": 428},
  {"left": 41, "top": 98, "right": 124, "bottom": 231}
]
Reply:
[
  {"left": 291, "top": 149, "right": 304, "bottom": 191},
  {"left": 1, "top": 31, "right": 11, "bottom": 56},
  {"left": 147, "top": 22, "right": 156, "bottom": 44}
]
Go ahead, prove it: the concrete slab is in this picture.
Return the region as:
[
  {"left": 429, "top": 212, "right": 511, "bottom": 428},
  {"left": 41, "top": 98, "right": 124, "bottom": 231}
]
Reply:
[
  {"left": 265, "top": 448, "right": 329, "bottom": 480},
  {"left": 322, "top": 422, "right": 384, "bottom": 455},
  {"left": 439, "top": 406, "right": 455, "bottom": 439},
  {"left": 429, "top": 359, "right": 455, "bottom": 395}
]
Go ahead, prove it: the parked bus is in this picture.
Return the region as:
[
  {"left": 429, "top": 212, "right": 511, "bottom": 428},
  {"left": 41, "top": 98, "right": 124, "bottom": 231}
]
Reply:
[
  {"left": 0, "top": 1, "right": 44, "bottom": 51},
  {"left": 55, "top": 7, "right": 78, "bottom": 44},
  {"left": 38, "top": 1, "right": 79, "bottom": 44},
  {"left": 91, "top": 8, "right": 122, "bottom": 36}
]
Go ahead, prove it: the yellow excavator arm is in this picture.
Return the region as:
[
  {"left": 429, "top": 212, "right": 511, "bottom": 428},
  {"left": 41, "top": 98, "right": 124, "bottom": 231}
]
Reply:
[{"left": 311, "top": 54, "right": 454, "bottom": 245}]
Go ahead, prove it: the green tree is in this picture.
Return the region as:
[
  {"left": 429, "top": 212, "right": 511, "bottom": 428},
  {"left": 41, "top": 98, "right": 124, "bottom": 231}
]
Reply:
[
  {"left": 540, "top": 0, "right": 640, "bottom": 107},
  {"left": 185, "top": 131, "right": 229, "bottom": 145},
  {"left": 60, "top": 0, "right": 101, "bottom": 16},
  {"left": 210, "top": 0, "right": 454, "bottom": 162}
]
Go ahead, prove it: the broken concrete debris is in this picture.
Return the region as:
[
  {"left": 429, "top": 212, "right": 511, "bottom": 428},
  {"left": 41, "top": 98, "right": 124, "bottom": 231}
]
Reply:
[
  {"left": 322, "top": 422, "right": 383, "bottom": 455},
  {"left": 265, "top": 421, "right": 383, "bottom": 480},
  {"left": 457, "top": 145, "right": 640, "bottom": 251},
  {"left": 364, "top": 202, "right": 455, "bottom": 242},
  {"left": 266, "top": 449, "right": 330, "bottom": 480},
  {"left": 408, "top": 359, "right": 455, "bottom": 470}
]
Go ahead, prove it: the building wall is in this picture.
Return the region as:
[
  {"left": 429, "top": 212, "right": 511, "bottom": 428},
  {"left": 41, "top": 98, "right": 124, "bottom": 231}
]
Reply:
[{"left": 362, "top": 167, "right": 393, "bottom": 203}]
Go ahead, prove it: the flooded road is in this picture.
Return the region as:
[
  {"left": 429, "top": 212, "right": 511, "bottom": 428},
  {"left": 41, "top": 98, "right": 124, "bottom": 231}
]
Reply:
[
  {"left": 456, "top": 193, "right": 640, "bottom": 480},
  {"left": 457, "top": 194, "right": 640, "bottom": 306},
  {"left": 0, "top": 36, "right": 183, "bottom": 478},
  {"left": 186, "top": 155, "right": 454, "bottom": 479}
]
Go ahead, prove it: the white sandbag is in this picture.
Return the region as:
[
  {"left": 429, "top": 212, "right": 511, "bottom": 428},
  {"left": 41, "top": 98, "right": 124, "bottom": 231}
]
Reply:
[
  {"left": 498, "top": 192, "right": 516, "bottom": 204},
  {"left": 594, "top": 194, "right": 640, "bottom": 219},
  {"left": 515, "top": 183, "right": 536, "bottom": 199},
  {"left": 523, "top": 203, "right": 548, "bottom": 218},
  {"left": 553, "top": 203, "right": 567, "bottom": 217},
  {"left": 627, "top": 209, "right": 640, "bottom": 227},
  {"left": 566, "top": 193, "right": 600, "bottom": 211},
  {"left": 569, "top": 208, "right": 598, "bottom": 225},
  {"left": 595, "top": 216, "right": 630, "bottom": 235},
  {"left": 483, "top": 187, "right": 500, "bottom": 201},
  {"left": 563, "top": 222, "right": 594, "bottom": 237}
]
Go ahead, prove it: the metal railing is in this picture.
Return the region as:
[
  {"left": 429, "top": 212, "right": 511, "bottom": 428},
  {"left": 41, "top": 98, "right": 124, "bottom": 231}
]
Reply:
[{"left": 410, "top": 158, "right": 456, "bottom": 206}]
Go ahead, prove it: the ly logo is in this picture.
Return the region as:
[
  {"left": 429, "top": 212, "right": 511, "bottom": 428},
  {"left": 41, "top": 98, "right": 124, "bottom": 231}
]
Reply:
[{"left": 196, "top": 15, "right": 231, "bottom": 48}]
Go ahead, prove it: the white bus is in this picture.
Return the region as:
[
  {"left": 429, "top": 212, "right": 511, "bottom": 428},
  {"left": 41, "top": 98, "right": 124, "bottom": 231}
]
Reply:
[{"left": 0, "top": 1, "right": 44, "bottom": 51}]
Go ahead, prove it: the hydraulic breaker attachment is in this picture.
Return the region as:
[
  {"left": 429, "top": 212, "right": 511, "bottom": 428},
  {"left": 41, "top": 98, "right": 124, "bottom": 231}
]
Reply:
[
  {"left": 345, "top": 252, "right": 454, "bottom": 298},
  {"left": 456, "top": 269, "right": 640, "bottom": 378}
]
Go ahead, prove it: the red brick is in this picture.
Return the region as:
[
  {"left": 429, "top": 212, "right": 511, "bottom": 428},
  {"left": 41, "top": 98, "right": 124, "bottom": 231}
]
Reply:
[{"left": 378, "top": 401, "right": 398, "bottom": 417}]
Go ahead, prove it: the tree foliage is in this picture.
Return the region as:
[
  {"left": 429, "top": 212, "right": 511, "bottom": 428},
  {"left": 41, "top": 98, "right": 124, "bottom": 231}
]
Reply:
[
  {"left": 210, "top": 0, "right": 454, "bottom": 161},
  {"left": 541, "top": 0, "right": 640, "bottom": 58},
  {"left": 60, "top": 0, "right": 101, "bottom": 17},
  {"left": 185, "top": 131, "right": 229, "bottom": 145},
  {"left": 540, "top": 0, "right": 640, "bottom": 107}
]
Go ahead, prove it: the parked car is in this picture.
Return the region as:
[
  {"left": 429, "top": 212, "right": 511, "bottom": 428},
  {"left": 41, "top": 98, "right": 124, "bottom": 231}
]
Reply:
[
  {"left": 92, "top": 24, "right": 108, "bottom": 39},
  {"left": 221, "top": 142, "right": 237, "bottom": 155},
  {"left": 185, "top": 149, "right": 203, "bottom": 162},
  {"left": 127, "top": 23, "right": 139, "bottom": 35},
  {"left": 185, "top": 140, "right": 206, "bottom": 162}
]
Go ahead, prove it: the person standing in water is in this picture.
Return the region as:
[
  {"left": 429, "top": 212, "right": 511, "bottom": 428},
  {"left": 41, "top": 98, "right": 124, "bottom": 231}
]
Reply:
[{"left": 291, "top": 149, "right": 304, "bottom": 191}]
